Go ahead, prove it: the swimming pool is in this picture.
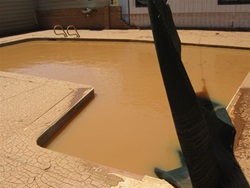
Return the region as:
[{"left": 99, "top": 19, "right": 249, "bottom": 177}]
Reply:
[{"left": 1, "top": 40, "right": 249, "bottom": 176}]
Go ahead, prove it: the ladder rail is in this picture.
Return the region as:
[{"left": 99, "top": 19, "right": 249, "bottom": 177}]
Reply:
[
  {"left": 66, "top": 25, "right": 80, "bottom": 38},
  {"left": 53, "top": 25, "right": 67, "bottom": 38}
]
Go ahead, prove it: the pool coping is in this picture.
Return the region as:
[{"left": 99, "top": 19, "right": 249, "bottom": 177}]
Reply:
[
  {"left": 1, "top": 29, "right": 250, "bottom": 49},
  {"left": 0, "top": 30, "right": 249, "bottom": 187},
  {"left": 2, "top": 37, "right": 250, "bottom": 51}
]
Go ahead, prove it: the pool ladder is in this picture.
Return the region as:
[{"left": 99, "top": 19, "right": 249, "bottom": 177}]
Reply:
[{"left": 53, "top": 25, "right": 80, "bottom": 38}]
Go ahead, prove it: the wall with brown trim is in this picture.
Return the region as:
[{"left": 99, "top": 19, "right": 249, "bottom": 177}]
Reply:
[
  {"left": 110, "top": 6, "right": 130, "bottom": 29},
  {"left": 38, "top": 6, "right": 129, "bottom": 30}
]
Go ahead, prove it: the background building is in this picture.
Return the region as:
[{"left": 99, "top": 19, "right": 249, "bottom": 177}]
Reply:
[
  {"left": 120, "top": 0, "right": 250, "bottom": 29},
  {"left": 0, "top": 0, "right": 249, "bottom": 37},
  {"left": 0, "top": 0, "right": 129, "bottom": 36}
]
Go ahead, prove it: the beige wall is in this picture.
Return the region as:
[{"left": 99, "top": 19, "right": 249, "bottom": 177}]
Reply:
[
  {"left": 168, "top": 0, "right": 249, "bottom": 13},
  {"left": 127, "top": 0, "right": 250, "bottom": 29}
]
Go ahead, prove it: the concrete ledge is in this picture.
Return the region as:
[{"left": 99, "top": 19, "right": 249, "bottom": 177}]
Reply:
[
  {"left": 0, "top": 71, "right": 122, "bottom": 187},
  {"left": 37, "top": 87, "right": 94, "bottom": 147},
  {"left": 0, "top": 71, "right": 174, "bottom": 187},
  {"left": 228, "top": 72, "right": 250, "bottom": 184},
  {"left": 1, "top": 29, "right": 250, "bottom": 49}
]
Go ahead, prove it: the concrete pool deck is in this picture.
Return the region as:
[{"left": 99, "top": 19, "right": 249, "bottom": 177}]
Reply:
[
  {"left": 0, "top": 29, "right": 249, "bottom": 187},
  {"left": 1, "top": 29, "right": 250, "bottom": 49}
]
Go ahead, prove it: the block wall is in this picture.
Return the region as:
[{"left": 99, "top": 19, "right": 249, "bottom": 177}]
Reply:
[{"left": 38, "top": 6, "right": 129, "bottom": 30}]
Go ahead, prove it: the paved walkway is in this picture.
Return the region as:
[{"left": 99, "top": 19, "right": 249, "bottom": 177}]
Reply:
[{"left": 0, "top": 30, "right": 249, "bottom": 187}]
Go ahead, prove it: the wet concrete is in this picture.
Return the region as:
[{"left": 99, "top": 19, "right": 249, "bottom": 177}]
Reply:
[{"left": 0, "top": 30, "right": 249, "bottom": 187}]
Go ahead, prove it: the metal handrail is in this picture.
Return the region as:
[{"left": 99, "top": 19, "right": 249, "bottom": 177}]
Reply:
[
  {"left": 66, "top": 25, "right": 80, "bottom": 38},
  {"left": 53, "top": 25, "right": 67, "bottom": 38}
]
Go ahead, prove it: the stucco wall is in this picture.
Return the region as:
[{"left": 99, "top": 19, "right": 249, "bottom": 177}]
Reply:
[
  {"left": 38, "top": 6, "right": 129, "bottom": 30},
  {"left": 126, "top": 0, "right": 250, "bottom": 29}
]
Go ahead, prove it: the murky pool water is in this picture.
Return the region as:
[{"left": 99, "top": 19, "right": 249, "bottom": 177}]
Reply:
[{"left": 0, "top": 40, "right": 249, "bottom": 176}]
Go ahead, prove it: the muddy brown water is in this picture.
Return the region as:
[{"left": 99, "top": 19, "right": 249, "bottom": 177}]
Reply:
[{"left": 1, "top": 40, "right": 249, "bottom": 176}]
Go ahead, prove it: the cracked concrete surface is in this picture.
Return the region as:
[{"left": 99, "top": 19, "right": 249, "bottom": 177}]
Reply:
[
  {"left": 0, "top": 30, "right": 249, "bottom": 187},
  {"left": 0, "top": 71, "right": 123, "bottom": 187},
  {"left": 228, "top": 72, "right": 250, "bottom": 184},
  {"left": 0, "top": 71, "right": 173, "bottom": 187}
]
